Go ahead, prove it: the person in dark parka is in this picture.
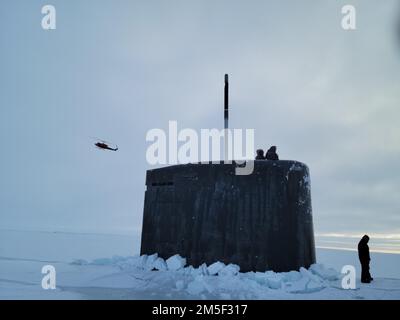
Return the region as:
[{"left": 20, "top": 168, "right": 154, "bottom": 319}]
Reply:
[
  {"left": 358, "top": 235, "right": 373, "bottom": 283},
  {"left": 265, "top": 146, "right": 279, "bottom": 160},
  {"left": 255, "top": 149, "right": 265, "bottom": 160}
]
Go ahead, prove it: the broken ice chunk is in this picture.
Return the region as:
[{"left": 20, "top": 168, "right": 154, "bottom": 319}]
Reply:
[
  {"left": 166, "top": 254, "right": 187, "bottom": 271},
  {"left": 207, "top": 261, "right": 226, "bottom": 275},
  {"left": 218, "top": 264, "right": 240, "bottom": 276}
]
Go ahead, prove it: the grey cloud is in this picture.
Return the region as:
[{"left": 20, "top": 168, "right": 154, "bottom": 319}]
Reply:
[{"left": 0, "top": 0, "right": 399, "bottom": 237}]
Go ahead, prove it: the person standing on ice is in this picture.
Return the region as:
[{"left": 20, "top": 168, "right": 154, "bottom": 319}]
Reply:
[{"left": 358, "top": 235, "right": 373, "bottom": 283}]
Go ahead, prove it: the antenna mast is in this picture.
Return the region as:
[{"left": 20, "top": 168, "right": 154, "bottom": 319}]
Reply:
[{"left": 224, "top": 74, "right": 229, "bottom": 162}]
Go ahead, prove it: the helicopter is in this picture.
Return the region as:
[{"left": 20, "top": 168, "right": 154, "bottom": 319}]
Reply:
[{"left": 93, "top": 138, "right": 118, "bottom": 151}]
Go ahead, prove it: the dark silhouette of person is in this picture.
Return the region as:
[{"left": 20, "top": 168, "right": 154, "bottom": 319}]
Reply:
[
  {"left": 358, "top": 235, "right": 373, "bottom": 283},
  {"left": 265, "top": 146, "right": 279, "bottom": 160},
  {"left": 255, "top": 149, "right": 265, "bottom": 160}
]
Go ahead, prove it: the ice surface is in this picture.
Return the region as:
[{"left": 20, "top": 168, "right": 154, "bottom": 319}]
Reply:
[
  {"left": 282, "top": 270, "right": 302, "bottom": 282},
  {"left": 153, "top": 257, "right": 168, "bottom": 271},
  {"left": 267, "top": 276, "right": 283, "bottom": 289},
  {"left": 175, "top": 280, "right": 185, "bottom": 290},
  {"left": 187, "top": 277, "right": 206, "bottom": 295},
  {"left": 166, "top": 254, "right": 186, "bottom": 271},
  {"left": 219, "top": 264, "right": 240, "bottom": 276},
  {"left": 144, "top": 253, "right": 158, "bottom": 271},
  {"left": 1, "top": 230, "right": 400, "bottom": 300},
  {"left": 309, "top": 263, "right": 340, "bottom": 281},
  {"left": 263, "top": 272, "right": 283, "bottom": 289},
  {"left": 71, "top": 259, "right": 88, "bottom": 266},
  {"left": 207, "top": 261, "right": 226, "bottom": 275},
  {"left": 192, "top": 263, "right": 209, "bottom": 276}
]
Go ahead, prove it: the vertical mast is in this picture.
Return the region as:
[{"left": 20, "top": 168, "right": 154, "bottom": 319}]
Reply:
[
  {"left": 224, "top": 74, "right": 229, "bottom": 162},
  {"left": 224, "top": 74, "right": 229, "bottom": 130}
]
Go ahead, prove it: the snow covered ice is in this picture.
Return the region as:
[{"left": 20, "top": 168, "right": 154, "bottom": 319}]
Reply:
[
  {"left": 166, "top": 254, "right": 187, "bottom": 271},
  {"left": 1, "top": 229, "right": 400, "bottom": 300},
  {"left": 207, "top": 262, "right": 226, "bottom": 275}
]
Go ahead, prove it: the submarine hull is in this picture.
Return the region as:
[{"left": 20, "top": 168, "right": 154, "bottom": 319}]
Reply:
[{"left": 140, "top": 160, "right": 316, "bottom": 272}]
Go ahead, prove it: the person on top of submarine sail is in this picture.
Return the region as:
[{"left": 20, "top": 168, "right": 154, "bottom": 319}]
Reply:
[
  {"left": 255, "top": 149, "right": 265, "bottom": 160},
  {"left": 265, "top": 146, "right": 279, "bottom": 160}
]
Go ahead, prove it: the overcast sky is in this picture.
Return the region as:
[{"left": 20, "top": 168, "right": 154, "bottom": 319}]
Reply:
[{"left": 1, "top": 0, "right": 399, "bottom": 240}]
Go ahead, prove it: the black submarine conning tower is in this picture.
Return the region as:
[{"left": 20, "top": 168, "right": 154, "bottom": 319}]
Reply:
[{"left": 140, "top": 75, "right": 316, "bottom": 272}]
